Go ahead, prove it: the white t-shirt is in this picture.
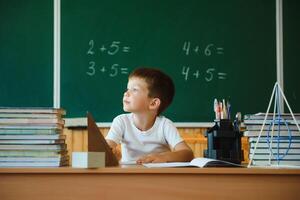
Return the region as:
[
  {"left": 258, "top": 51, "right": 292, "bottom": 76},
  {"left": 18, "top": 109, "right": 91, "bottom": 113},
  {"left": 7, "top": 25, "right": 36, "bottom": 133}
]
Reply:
[{"left": 105, "top": 113, "right": 183, "bottom": 162}]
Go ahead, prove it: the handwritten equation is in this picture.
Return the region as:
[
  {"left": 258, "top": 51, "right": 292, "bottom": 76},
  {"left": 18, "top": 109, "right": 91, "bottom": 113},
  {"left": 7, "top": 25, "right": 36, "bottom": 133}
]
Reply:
[
  {"left": 182, "top": 42, "right": 224, "bottom": 56},
  {"left": 182, "top": 66, "right": 227, "bottom": 81},
  {"left": 86, "top": 40, "right": 131, "bottom": 77},
  {"left": 87, "top": 40, "right": 131, "bottom": 55},
  {"left": 86, "top": 63, "right": 129, "bottom": 77},
  {"left": 181, "top": 41, "right": 226, "bottom": 82}
]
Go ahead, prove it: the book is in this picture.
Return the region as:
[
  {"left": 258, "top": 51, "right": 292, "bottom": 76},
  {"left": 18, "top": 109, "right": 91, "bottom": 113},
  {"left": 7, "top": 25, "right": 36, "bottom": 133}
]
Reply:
[
  {"left": 250, "top": 148, "right": 300, "bottom": 154},
  {"left": 142, "top": 158, "right": 243, "bottom": 168},
  {"left": 0, "top": 129, "right": 62, "bottom": 135},
  {"left": 250, "top": 153, "right": 300, "bottom": 160},
  {"left": 0, "top": 107, "right": 66, "bottom": 115},
  {"left": 251, "top": 159, "right": 300, "bottom": 166},
  {"left": 0, "top": 155, "right": 68, "bottom": 162},
  {"left": 250, "top": 142, "right": 300, "bottom": 148},
  {"left": 244, "top": 113, "right": 300, "bottom": 121},
  {"left": 0, "top": 113, "right": 60, "bottom": 119},
  {"left": 0, "top": 160, "right": 68, "bottom": 167},
  {"left": 0, "top": 134, "right": 65, "bottom": 140},
  {"left": 244, "top": 130, "right": 300, "bottom": 137},
  {"left": 0, "top": 124, "right": 64, "bottom": 130},
  {"left": 244, "top": 119, "right": 300, "bottom": 124},
  {"left": 0, "top": 118, "right": 64, "bottom": 125},
  {"left": 0, "top": 144, "right": 66, "bottom": 150},
  {"left": 0, "top": 150, "right": 67, "bottom": 157},
  {"left": 0, "top": 139, "right": 65, "bottom": 144},
  {"left": 246, "top": 124, "right": 299, "bottom": 131},
  {"left": 248, "top": 137, "right": 300, "bottom": 143}
]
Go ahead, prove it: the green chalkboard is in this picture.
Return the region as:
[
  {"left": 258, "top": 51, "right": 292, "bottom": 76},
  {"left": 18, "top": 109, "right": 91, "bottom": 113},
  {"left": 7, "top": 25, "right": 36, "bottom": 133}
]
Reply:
[
  {"left": 0, "top": 0, "right": 53, "bottom": 107},
  {"left": 283, "top": 0, "right": 300, "bottom": 113},
  {"left": 61, "top": 0, "right": 277, "bottom": 122}
]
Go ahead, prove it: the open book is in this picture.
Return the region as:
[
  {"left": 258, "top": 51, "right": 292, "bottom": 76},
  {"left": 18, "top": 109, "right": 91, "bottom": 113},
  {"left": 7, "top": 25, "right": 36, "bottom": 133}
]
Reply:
[{"left": 143, "top": 157, "right": 243, "bottom": 168}]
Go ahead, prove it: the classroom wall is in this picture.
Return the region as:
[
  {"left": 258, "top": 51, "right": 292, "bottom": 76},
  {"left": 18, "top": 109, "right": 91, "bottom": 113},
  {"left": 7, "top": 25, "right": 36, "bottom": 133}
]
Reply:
[{"left": 63, "top": 127, "right": 249, "bottom": 164}]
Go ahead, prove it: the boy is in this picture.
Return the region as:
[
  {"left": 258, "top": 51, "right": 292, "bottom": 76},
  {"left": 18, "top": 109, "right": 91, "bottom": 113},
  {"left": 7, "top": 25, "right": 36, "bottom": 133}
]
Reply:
[{"left": 105, "top": 67, "right": 194, "bottom": 164}]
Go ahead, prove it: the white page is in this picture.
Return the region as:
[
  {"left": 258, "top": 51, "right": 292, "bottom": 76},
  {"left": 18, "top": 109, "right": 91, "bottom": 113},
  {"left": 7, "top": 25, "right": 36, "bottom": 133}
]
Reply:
[
  {"left": 190, "top": 158, "right": 217, "bottom": 167},
  {"left": 143, "top": 162, "right": 190, "bottom": 168},
  {"left": 119, "top": 160, "right": 137, "bottom": 165}
]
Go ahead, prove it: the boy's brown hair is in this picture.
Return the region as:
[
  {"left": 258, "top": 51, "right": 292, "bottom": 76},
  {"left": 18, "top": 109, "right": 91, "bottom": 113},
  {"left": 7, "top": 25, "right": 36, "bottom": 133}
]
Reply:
[{"left": 129, "top": 67, "right": 175, "bottom": 115}]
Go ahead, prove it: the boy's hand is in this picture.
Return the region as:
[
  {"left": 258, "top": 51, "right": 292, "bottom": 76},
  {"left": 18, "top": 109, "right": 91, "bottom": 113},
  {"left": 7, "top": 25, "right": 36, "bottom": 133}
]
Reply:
[
  {"left": 136, "top": 141, "right": 194, "bottom": 164},
  {"left": 136, "top": 153, "right": 168, "bottom": 164}
]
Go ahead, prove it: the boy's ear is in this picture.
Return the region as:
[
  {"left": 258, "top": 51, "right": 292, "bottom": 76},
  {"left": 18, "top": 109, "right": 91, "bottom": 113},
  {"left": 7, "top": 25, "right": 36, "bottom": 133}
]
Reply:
[{"left": 149, "top": 98, "right": 161, "bottom": 111}]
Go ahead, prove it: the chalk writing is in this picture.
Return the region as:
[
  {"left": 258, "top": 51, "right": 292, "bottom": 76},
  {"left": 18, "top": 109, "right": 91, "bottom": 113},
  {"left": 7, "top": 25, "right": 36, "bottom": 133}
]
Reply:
[
  {"left": 182, "top": 66, "right": 227, "bottom": 82},
  {"left": 86, "top": 63, "right": 129, "bottom": 77},
  {"left": 181, "top": 41, "right": 226, "bottom": 82},
  {"left": 87, "top": 40, "right": 131, "bottom": 56},
  {"left": 182, "top": 42, "right": 224, "bottom": 56},
  {"left": 86, "top": 39, "right": 131, "bottom": 77}
]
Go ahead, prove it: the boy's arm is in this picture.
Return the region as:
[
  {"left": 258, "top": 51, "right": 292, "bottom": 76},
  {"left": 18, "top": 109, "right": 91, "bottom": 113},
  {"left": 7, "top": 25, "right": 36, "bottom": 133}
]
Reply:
[
  {"left": 106, "top": 139, "right": 121, "bottom": 161},
  {"left": 106, "top": 139, "right": 117, "bottom": 149},
  {"left": 136, "top": 141, "right": 194, "bottom": 164}
]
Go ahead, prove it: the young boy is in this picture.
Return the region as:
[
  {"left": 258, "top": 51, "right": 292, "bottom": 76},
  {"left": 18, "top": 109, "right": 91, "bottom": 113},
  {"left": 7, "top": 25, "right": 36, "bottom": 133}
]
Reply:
[{"left": 105, "top": 67, "right": 194, "bottom": 164}]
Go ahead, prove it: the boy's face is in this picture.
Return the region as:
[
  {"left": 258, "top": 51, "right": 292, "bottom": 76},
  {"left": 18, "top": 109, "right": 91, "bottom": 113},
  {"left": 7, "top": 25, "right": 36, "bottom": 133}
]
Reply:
[{"left": 123, "top": 77, "right": 154, "bottom": 114}]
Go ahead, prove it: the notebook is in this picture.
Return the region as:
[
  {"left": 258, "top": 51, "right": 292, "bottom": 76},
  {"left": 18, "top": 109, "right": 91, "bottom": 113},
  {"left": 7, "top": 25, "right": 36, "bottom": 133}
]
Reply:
[{"left": 143, "top": 158, "right": 244, "bottom": 168}]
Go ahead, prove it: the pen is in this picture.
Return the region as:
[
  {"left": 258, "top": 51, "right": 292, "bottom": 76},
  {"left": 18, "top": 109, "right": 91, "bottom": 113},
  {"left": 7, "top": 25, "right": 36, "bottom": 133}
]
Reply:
[
  {"left": 234, "top": 112, "right": 241, "bottom": 130},
  {"left": 220, "top": 102, "right": 223, "bottom": 119},
  {"left": 214, "top": 98, "right": 219, "bottom": 120},
  {"left": 222, "top": 99, "right": 227, "bottom": 119},
  {"left": 218, "top": 101, "right": 222, "bottom": 120},
  {"left": 227, "top": 101, "right": 231, "bottom": 120}
]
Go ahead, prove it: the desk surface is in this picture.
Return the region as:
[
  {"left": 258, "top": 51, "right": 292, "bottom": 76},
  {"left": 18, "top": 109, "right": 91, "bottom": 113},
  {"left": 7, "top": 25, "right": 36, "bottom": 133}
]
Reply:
[
  {"left": 1, "top": 166, "right": 300, "bottom": 200},
  {"left": 0, "top": 165, "right": 300, "bottom": 175}
]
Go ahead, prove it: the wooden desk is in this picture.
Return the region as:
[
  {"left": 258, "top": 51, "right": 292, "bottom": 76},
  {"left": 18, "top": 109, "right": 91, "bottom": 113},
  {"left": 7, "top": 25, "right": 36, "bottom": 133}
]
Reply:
[{"left": 0, "top": 166, "right": 299, "bottom": 200}]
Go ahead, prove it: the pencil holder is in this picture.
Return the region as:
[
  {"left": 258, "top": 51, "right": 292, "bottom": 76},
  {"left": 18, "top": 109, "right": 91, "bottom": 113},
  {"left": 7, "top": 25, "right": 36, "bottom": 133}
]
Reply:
[{"left": 204, "top": 119, "right": 244, "bottom": 164}]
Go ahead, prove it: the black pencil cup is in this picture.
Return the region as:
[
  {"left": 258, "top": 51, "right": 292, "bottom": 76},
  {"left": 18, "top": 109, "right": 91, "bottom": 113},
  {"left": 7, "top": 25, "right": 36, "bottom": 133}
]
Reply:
[{"left": 204, "top": 119, "right": 244, "bottom": 164}]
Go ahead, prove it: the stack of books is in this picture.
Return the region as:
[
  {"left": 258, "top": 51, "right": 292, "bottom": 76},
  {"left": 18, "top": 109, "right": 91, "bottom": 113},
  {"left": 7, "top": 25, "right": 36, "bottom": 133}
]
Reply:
[
  {"left": 0, "top": 107, "right": 68, "bottom": 167},
  {"left": 244, "top": 113, "right": 300, "bottom": 166}
]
